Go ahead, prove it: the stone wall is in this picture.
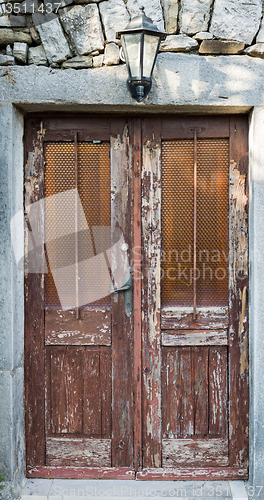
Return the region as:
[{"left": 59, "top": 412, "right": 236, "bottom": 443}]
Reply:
[{"left": 1, "top": 0, "right": 264, "bottom": 69}]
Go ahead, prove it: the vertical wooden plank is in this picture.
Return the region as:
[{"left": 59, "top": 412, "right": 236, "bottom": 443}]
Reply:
[
  {"left": 100, "top": 346, "right": 112, "bottom": 438},
  {"left": 24, "top": 118, "right": 45, "bottom": 467},
  {"left": 83, "top": 348, "right": 101, "bottom": 435},
  {"left": 179, "top": 348, "right": 194, "bottom": 437},
  {"left": 50, "top": 346, "right": 83, "bottom": 434},
  {"left": 110, "top": 118, "right": 134, "bottom": 467},
  {"left": 229, "top": 115, "right": 249, "bottom": 467},
  {"left": 133, "top": 118, "right": 142, "bottom": 471},
  {"left": 209, "top": 347, "right": 227, "bottom": 436},
  {"left": 194, "top": 347, "right": 209, "bottom": 436},
  {"left": 162, "top": 348, "right": 181, "bottom": 438},
  {"left": 142, "top": 118, "right": 162, "bottom": 468}
]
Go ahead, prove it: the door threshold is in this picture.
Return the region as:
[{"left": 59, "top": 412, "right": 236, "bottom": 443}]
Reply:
[{"left": 21, "top": 478, "right": 248, "bottom": 500}]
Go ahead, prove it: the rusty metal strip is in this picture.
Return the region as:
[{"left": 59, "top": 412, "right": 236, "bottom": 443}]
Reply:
[
  {"left": 193, "top": 128, "right": 197, "bottom": 320},
  {"left": 133, "top": 118, "right": 142, "bottom": 471},
  {"left": 74, "top": 131, "right": 79, "bottom": 319}
]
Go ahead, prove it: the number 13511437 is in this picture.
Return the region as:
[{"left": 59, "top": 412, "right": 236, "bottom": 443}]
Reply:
[{"left": 0, "top": 2, "right": 61, "bottom": 14}]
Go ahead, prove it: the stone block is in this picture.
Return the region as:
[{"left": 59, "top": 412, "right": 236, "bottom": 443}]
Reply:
[
  {"left": 210, "top": 0, "right": 262, "bottom": 45},
  {"left": 93, "top": 53, "right": 103, "bottom": 67},
  {"left": 244, "top": 43, "right": 264, "bottom": 59},
  {"left": 0, "top": 54, "right": 14, "bottom": 65},
  {"left": 99, "top": 0, "right": 129, "bottom": 42},
  {"left": 33, "top": 14, "right": 71, "bottom": 64},
  {"left": 126, "top": 0, "right": 165, "bottom": 31},
  {"left": 6, "top": 44, "right": 12, "bottom": 55},
  {"left": 179, "top": 0, "right": 213, "bottom": 35},
  {"left": 0, "top": 28, "right": 32, "bottom": 46},
  {"left": 194, "top": 31, "right": 213, "bottom": 40},
  {"left": 199, "top": 40, "right": 245, "bottom": 55},
  {"left": 13, "top": 42, "right": 28, "bottom": 63},
  {"left": 29, "top": 25, "right": 41, "bottom": 44},
  {"left": 257, "top": 20, "right": 264, "bottom": 43},
  {"left": 103, "top": 42, "right": 120, "bottom": 66},
  {"left": 160, "top": 0, "right": 178, "bottom": 34},
  {"left": 28, "top": 44, "right": 48, "bottom": 65},
  {"left": 0, "top": 15, "right": 26, "bottom": 27},
  {"left": 62, "top": 54, "right": 93, "bottom": 68},
  {"left": 60, "top": 4, "right": 104, "bottom": 56},
  {"left": 160, "top": 34, "right": 198, "bottom": 52}
]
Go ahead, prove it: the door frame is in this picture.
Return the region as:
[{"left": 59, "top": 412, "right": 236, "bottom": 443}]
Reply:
[{"left": 24, "top": 114, "right": 249, "bottom": 481}]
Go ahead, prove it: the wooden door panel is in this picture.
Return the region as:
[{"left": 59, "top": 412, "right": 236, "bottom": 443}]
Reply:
[
  {"left": 46, "top": 437, "right": 111, "bottom": 467},
  {"left": 45, "top": 309, "right": 111, "bottom": 345},
  {"left": 162, "top": 438, "right": 228, "bottom": 467},
  {"left": 162, "top": 329, "right": 228, "bottom": 346}
]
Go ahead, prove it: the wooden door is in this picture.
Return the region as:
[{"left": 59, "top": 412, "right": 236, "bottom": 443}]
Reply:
[
  {"left": 24, "top": 117, "right": 134, "bottom": 478},
  {"left": 138, "top": 116, "right": 249, "bottom": 480},
  {"left": 24, "top": 115, "right": 249, "bottom": 481}
]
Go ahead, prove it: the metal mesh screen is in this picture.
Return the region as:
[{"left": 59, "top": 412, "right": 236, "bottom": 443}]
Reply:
[
  {"left": 45, "top": 142, "right": 111, "bottom": 309},
  {"left": 161, "top": 139, "right": 229, "bottom": 308}
]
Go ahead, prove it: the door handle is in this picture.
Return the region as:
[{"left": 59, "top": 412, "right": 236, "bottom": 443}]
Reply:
[
  {"left": 109, "top": 273, "right": 132, "bottom": 317},
  {"left": 109, "top": 283, "right": 131, "bottom": 294}
]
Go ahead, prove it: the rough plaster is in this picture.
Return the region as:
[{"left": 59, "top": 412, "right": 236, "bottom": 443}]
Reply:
[{"left": 1, "top": 52, "right": 264, "bottom": 499}]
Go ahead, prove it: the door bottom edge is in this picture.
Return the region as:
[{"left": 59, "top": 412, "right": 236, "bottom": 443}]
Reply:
[
  {"left": 136, "top": 467, "right": 248, "bottom": 481},
  {"left": 26, "top": 466, "right": 135, "bottom": 479}
]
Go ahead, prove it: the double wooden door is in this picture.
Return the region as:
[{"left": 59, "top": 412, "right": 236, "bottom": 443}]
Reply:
[{"left": 24, "top": 115, "right": 249, "bottom": 480}]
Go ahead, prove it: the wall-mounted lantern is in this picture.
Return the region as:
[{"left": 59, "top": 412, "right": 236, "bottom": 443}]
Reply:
[{"left": 116, "top": 7, "right": 167, "bottom": 102}]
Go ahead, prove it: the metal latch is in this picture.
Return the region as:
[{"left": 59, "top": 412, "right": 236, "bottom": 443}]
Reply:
[{"left": 109, "top": 271, "right": 132, "bottom": 317}]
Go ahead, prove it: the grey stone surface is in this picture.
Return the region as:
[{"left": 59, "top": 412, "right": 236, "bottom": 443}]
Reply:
[
  {"left": 60, "top": 4, "right": 104, "bottom": 56},
  {"left": 179, "top": 0, "right": 213, "bottom": 35},
  {"left": 210, "top": 0, "right": 262, "bottom": 45},
  {"left": 13, "top": 42, "right": 28, "bottom": 63},
  {"left": 194, "top": 31, "right": 213, "bottom": 40},
  {"left": 160, "top": 0, "right": 178, "bottom": 34},
  {"left": 93, "top": 53, "right": 103, "bottom": 67},
  {"left": 61, "top": 54, "right": 93, "bottom": 68},
  {"left": 0, "top": 54, "right": 14, "bottom": 65},
  {"left": 28, "top": 44, "right": 48, "bottom": 65},
  {"left": 0, "top": 15, "right": 27, "bottom": 27},
  {"left": 126, "top": 0, "right": 165, "bottom": 31},
  {"left": 0, "top": 28, "right": 32, "bottom": 46},
  {"left": 248, "top": 106, "right": 264, "bottom": 498},
  {"left": 34, "top": 15, "right": 71, "bottom": 64},
  {"left": 0, "top": 103, "right": 24, "bottom": 497},
  {"left": 256, "top": 20, "right": 264, "bottom": 43},
  {"left": 244, "top": 43, "right": 264, "bottom": 59},
  {"left": 160, "top": 34, "right": 198, "bottom": 52},
  {"left": 99, "top": 0, "right": 129, "bottom": 42},
  {"left": 199, "top": 40, "right": 245, "bottom": 55},
  {"left": 1, "top": 53, "right": 264, "bottom": 111},
  {"left": 6, "top": 44, "right": 12, "bottom": 55},
  {"left": 103, "top": 42, "right": 120, "bottom": 65}
]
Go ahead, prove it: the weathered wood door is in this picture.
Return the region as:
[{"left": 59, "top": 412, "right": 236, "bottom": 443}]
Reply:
[
  {"left": 24, "top": 117, "right": 135, "bottom": 478},
  {"left": 24, "top": 115, "right": 248, "bottom": 480},
  {"left": 138, "top": 116, "right": 249, "bottom": 480}
]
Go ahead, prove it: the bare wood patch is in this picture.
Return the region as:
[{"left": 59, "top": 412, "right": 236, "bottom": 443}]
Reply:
[
  {"left": 46, "top": 438, "right": 111, "bottom": 467},
  {"left": 136, "top": 467, "right": 248, "bottom": 480},
  {"left": 142, "top": 118, "right": 162, "bottom": 468},
  {"left": 45, "top": 308, "right": 111, "bottom": 345},
  {"left": 162, "top": 329, "right": 228, "bottom": 346},
  {"left": 163, "top": 438, "right": 228, "bottom": 467},
  {"left": 161, "top": 307, "right": 228, "bottom": 330}
]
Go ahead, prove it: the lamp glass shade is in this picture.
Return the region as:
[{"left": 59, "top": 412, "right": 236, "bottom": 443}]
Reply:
[
  {"left": 142, "top": 34, "right": 160, "bottom": 78},
  {"left": 121, "top": 33, "right": 141, "bottom": 79}
]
